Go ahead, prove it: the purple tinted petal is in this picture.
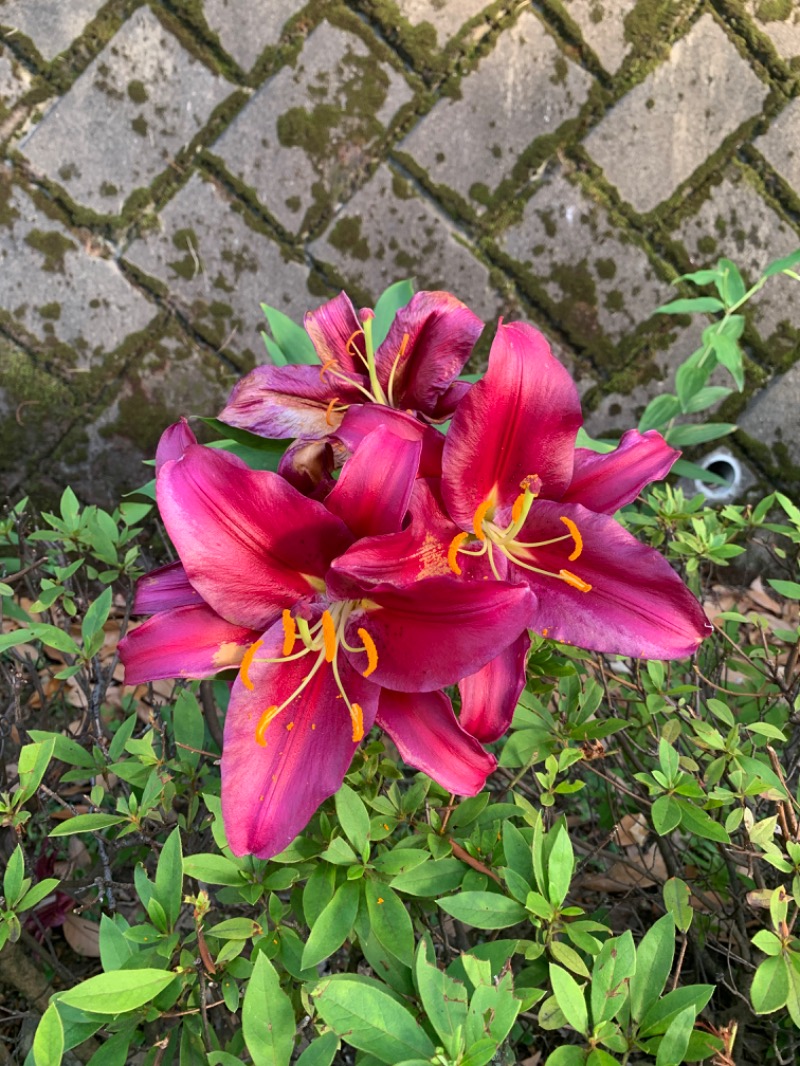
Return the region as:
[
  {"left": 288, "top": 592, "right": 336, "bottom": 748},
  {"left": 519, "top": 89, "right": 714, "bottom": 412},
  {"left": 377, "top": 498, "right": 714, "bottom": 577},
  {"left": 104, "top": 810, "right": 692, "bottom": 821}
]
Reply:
[
  {"left": 325, "top": 427, "right": 420, "bottom": 538},
  {"left": 427, "top": 379, "right": 471, "bottom": 421},
  {"left": 133, "top": 562, "right": 204, "bottom": 614},
  {"left": 155, "top": 418, "right": 196, "bottom": 473},
  {"left": 119, "top": 605, "right": 260, "bottom": 684},
  {"left": 561, "top": 429, "right": 679, "bottom": 514},
  {"left": 458, "top": 631, "right": 530, "bottom": 743},
  {"left": 277, "top": 438, "right": 336, "bottom": 499},
  {"left": 158, "top": 444, "right": 353, "bottom": 630},
  {"left": 335, "top": 405, "right": 444, "bottom": 477},
  {"left": 442, "top": 322, "right": 581, "bottom": 526},
  {"left": 304, "top": 291, "right": 367, "bottom": 377},
  {"left": 221, "top": 617, "right": 378, "bottom": 858},
  {"left": 377, "top": 689, "right": 496, "bottom": 795},
  {"left": 512, "top": 500, "right": 711, "bottom": 658},
  {"left": 374, "top": 292, "right": 483, "bottom": 414}
]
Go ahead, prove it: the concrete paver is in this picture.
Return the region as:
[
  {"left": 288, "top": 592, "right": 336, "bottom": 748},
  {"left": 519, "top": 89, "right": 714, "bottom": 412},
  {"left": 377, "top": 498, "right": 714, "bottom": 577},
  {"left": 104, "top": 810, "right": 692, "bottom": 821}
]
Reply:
[
  {"left": 755, "top": 98, "right": 800, "bottom": 191},
  {"left": 309, "top": 163, "right": 502, "bottom": 320},
  {"left": 202, "top": 0, "right": 299, "bottom": 71},
  {"left": 746, "top": 1, "right": 800, "bottom": 61},
  {"left": 212, "top": 18, "right": 412, "bottom": 235},
  {"left": 585, "top": 14, "right": 768, "bottom": 213},
  {"left": 559, "top": 0, "right": 638, "bottom": 73},
  {"left": 19, "top": 6, "right": 232, "bottom": 215},
  {"left": 0, "top": 0, "right": 107, "bottom": 61},
  {"left": 393, "top": 0, "right": 494, "bottom": 44},
  {"left": 0, "top": 43, "right": 30, "bottom": 116},
  {"left": 738, "top": 359, "right": 800, "bottom": 472},
  {"left": 124, "top": 172, "right": 327, "bottom": 368},
  {"left": 401, "top": 9, "right": 592, "bottom": 209}
]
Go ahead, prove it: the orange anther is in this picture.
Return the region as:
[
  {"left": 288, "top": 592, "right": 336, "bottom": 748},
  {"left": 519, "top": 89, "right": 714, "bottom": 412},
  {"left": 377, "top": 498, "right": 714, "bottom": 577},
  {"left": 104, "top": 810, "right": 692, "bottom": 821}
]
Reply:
[
  {"left": 351, "top": 703, "right": 364, "bottom": 743},
  {"left": 255, "top": 705, "right": 280, "bottom": 746},
  {"left": 281, "top": 609, "right": 296, "bottom": 656},
  {"left": 345, "top": 329, "right": 364, "bottom": 358},
  {"left": 559, "top": 569, "right": 592, "bottom": 593},
  {"left": 473, "top": 499, "right": 492, "bottom": 540},
  {"left": 511, "top": 492, "right": 526, "bottom": 525},
  {"left": 319, "top": 357, "right": 338, "bottom": 380},
  {"left": 240, "top": 639, "right": 263, "bottom": 691},
  {"left": 559, "top": 516, "right": 583, "bottom": 561},
  {"left": 358, "top": 627, "right": 378, "bottom": 677},
  {"left": 321, "top": 610, "right": 337, "bottom": 662},
  {"left": 324, "top": 396, "right": 340, "bottom": 425},
  {"left": 447, "top": 531, "right": 470, "bottom": 575}
]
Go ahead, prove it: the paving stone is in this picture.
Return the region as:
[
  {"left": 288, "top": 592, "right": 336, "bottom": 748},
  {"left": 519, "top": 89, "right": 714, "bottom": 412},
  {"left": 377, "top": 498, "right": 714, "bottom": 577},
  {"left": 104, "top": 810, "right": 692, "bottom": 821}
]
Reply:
[
  {"left": 0, "top": 0, "right": 106, "bottom": 62},
  {"left": 738, "top": 359, "right": 800, "bottom": 472},
  {"left": 309, "top": 163, "right": 502, "bottom": 320},
  {"left": 213, "top": 19, "right": 412, "bottom": 234},
  {"left": 559, "top": 0, "right": 637, "bottom": 73},
  {"left": 124, "top": 172, "right": 327, "bottom": 367},
  {"left": 584, "top": 14, "right": 768, "bottom": 213},
  {"left": 0, "top": 43, "right": 31, "bottom": 117},
  {"left": 392, "top": 0, "right": 493, "bottom": 44},
  {"left": 498, "top": 167, "right": 669, "bottom": 363},
  {"left": 755, "top": 98, "right": 800, "bottom": 191},
  {"left": 401, "top": 9, "right": 592, "bottom": 208},
  {"left": 675, "top": 168, "right": 800, "bottom": 359},
  {"left": 746, "top": 1, "right": 800, "bottom": 61},
  {"left": 0, "top": 178, "right": 156, "bottom": 364},
  {"left": 203, "top": 0, "right": 297, "bottom": 70},
  {"left": 19, "top": 6, "right": 232, "bottom": 215}
]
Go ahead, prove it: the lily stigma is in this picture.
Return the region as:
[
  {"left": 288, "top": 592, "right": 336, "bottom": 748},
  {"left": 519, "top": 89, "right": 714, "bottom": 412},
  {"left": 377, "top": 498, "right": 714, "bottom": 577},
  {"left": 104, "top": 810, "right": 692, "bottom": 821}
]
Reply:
[
  {"left": 240, "top": 603, "right": 379, "bottom": 747},
  {"left": 447, "top": 476, "right": 592, "bottom": 594}
]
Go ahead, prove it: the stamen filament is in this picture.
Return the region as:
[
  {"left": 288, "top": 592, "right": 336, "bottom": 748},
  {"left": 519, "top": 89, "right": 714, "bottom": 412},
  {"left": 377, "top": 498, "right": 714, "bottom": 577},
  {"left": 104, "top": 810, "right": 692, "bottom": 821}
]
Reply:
[
  {"left": 297, "top": 617, "right": 312, "bottom": 645},
  {"left": 281, "top": 610, "right": 296, "bottom": 656},
  {"left": 252, "top": 650, "right": 327, "bottom": 745},
  {"left": 447, "top": 531, "right": 470, "bottom": 575},
  {"left": 504, "top": 533, "right": 571, "bottom": 549},
  {"left": 502, "top": 547, "right": 592, "bottom": 593},
  {"left": 361, "top": 317, "right": 388, "bottom": 405},
  {"left": 321, "top": 610, "right": 337, "bottom": 663},
  {"left": 386, "top": 332, "right": 409, "bottom": 408},
  {"left": 559, "top": 516, "right": 583, "bottom": 561},
  {"left": 357, "top": 627, "right": 378, "bottom": 677},
  {"left": 486, "top": 541, "right": 502, "bottom": 582},
  {"left": 473, "top": 499, "right": 493, "bottom": 541},
  {"left": 240, "top": 639, "right": 263, "bottom": 691}
]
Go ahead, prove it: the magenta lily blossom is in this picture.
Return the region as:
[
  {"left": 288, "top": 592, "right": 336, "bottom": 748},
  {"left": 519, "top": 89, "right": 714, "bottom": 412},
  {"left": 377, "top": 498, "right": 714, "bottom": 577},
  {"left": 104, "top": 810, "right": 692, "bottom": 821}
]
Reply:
[{"left": 120, "top": 423, "right": 535, "bottom": 859}]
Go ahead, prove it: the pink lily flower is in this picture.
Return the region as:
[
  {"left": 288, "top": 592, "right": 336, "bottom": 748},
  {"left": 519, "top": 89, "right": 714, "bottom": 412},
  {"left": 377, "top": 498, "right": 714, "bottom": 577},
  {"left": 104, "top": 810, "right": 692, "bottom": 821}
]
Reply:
[{"left": 120, "top": 424, "right": 535, "bottom": 859}]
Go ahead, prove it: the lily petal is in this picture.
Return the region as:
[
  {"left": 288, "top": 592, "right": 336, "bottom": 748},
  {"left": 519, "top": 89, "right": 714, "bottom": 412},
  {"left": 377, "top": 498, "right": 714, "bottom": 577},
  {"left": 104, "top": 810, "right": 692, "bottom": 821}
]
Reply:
[
  {"left": 335, "top": 405, "right": 444, "bottom": 477},
  {"left": 277, "top": 438, "right": 336, "bottom": 499},
  {"left": 133, "top": 561, "right": 204, "bottom": 614},
  {"left": 304, "top": 291, "right": 368, "bottom": 377},
  {"left": 155, "top": 418, "right": 196, "bottom": 473},
  {"left": 561, "top": 429, "right": 679, "bottom": 513},
  {"left": 158, "top": 444, "right": 353, "bottom": 630},
  {"left": 325, "top": 427, "right": 420, "bottom": 538},
  {"left": 442, "top": 322, "right": 581, "bottom": 526},
  {"left": 375, "top": 291, "right": 483, "bottom": 413},
  {"left": 119, "top": 604, "right": 260, "bottom": 684},
  {"left": 221, "top": 617, "right": 379, "bottom": 858},
  {"left": 513, "top": 501, "right": 711, "bottom": 658},
  {"left": 458, "top": 631, "right": 531, "bottom": 743},
  {"left": 219, "top": 364, "right": 363, "bottom": 440},
  {"left": 426, "top": 379, "right": 471, "bottom": 421},
  {"left": 338, "top": 577, "right": 536, "bottom": 692},
  {"left": 377, "top": 688, "right": 496, "bottom": 796}
]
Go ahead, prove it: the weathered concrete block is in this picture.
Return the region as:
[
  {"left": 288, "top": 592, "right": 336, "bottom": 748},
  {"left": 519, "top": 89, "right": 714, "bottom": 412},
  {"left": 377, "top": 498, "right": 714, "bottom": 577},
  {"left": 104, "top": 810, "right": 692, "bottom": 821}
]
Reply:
[
  {"left": 309, "top": 163, "right": 503, "bottom": 320},
  {"left": 746, "top": 0, "right": 800, "bottom": 61},
  {"left": 755, "top": 98, "right": 800, "bottom": 192},
  {"left": 124, "top": 172, "right": 327, "bottom": 367},
  {"left": 401, "top": 9, "right": 592, "bottom": 208},
  {"left": 584, "top": 14, "right": 768, "bottom": 213},
  {"left": 559, "top": 0, "right": 638, "bottom": 73},
  {"left": 202, "top": 0, "right": 297, "bottom": 70},
  {"left": 0, "top": 43, "right": 31, "bottom": 118},
  {"left": 498, "top": 167, "right": 669, "bottom": 364},
  {"left": 212, "top": 19, "right": 412, "bottom": 234},
  {"left": 738, "top": 359, "right": 800, "bottom": 478},
  {"left": 19, "top": 6, "right": 232, "bottom": 214},
  {"left": 392, "top": 0, "right": 494, "bottom": 44},
  {"left": 0, "top": 0, "right": 106, "bottom": 61},
  {"left": 0, "top": 176, "right": 156, "bottom": 363}
]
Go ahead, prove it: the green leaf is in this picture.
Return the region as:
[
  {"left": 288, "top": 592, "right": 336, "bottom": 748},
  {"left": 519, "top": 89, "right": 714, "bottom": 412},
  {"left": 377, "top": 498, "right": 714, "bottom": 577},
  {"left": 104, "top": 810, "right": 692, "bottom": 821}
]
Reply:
[
  {"left": 681, "top": 385, "right": 732, "bottom": 414},
  {"left": 666, "top": 423, "right": 737, "bottom": 448},
  {"left": 465, "top": 969, "right": 521, "bottom": 1051},
  {"left": 154, "top": 826, "right": 183, "bottom": 932},
  {"left": 651, "top": 796, "right": 681, "bottom": 836},
  {"left": 503, "top": 821, "right": 533, "bottom": 883},
  {"left": 295, "top": 1031, "right": 339, "bottom": 1066},
  {"left": 545, "top": 1049, "right": 586, "bottom": 1066},
  {"left": 549, "top": 939, "right": 590, "bottom": 978},
  {"left": 656, "top": 1005, "right": 696, "bottom": 1066},
  {"left": 762, "top": 247, "right": 800, "bottom": 277},
  {"left": 49, "top": 813, "right": 128, "bottom": 837},
  {"left": 99, "top": 914, "right": 133, "bottom": 972},
  {"left": 672, "top": 458, "right": 728, "bottom": 485},
  {"left": 751, "top": 955, "right": 790, "bottom": 1014},
  {"left": 716, "top": 258, "right": 746, "bottom": 306},
  {"left": 57, "top": 968, "right": 176, "bottom": 1014},
  {"left": 663, "top": 878, "right": 693, "bottom": 933},
  {"left": 638, "top": 394, "right": 681, "bottom": 434},
  {"left": 439, "top": 891, "right": 526, "bottom": 930},
  {"left": 172, "top": 689, "right": 207, "bottom": 766},
  {"left": 415, "top": 939, "right": 468, "bottom": 1059},
  {"left": 262, "top": 331, "right": 288, "bottom": 366},
  {"left": 0, "top": 629, "right": 35, "bottom": 652},
  {"left": 27, "top": 730, "right": 96, "bottom": 769},
  {"left": 768, "top": 579, "right": 800, "bottom": 600},
  {"left": 630, "top": 915, "right": 675, "bottom": 1022},
  {"left": 18, "top": 878, "right": 61, "bottom": 913},
  {"left": 16, "top": 738, "right": 56, "bottom": 804},
  {"left": 371, "top": 279, "right": 415, "bottom": 348},
  {"left": 207, "top": 917, "right": 262, "bottom": 940},
  {"left": 390, "top": 857, "right": 465, "bottom": 897},
  {"left": 674, "top": 801, "right": 730, "bottom": 843},
  {"left": 590, "top": 930, "right": 635, "bottom": 1025},
  {"left": 335, "top": 783, "right": 371, "bottom": 855},
  {"left": 365, "top": 881, "right": 414, "bottom": 967},
  {"left": 655, "top": 297, "right": 725, "bottom": 314},
  {"left": 81, "top": 586, "right": 112, "bottom": 647},
  {"left": 3, "top": 844, "right": 25, "bottom": 907},
  {"left": 707, "top": 332, "right": 744, "bottom": 390},
  {"left": 546, "top": 823, "right": 574, "bottom": 908},
  {"left": 302, "top": 879, "right": 360, "bottom": 969},
  {"left": 312, "top": 974, "right": 436, "bottom": 1064},
  {"left": 28, "top": 623, "right": 80, "bottom": 656},
  {"left": 261, "top": 303, "right": 317, "bottom": 363},
  {"left": 549, "top": 964, "right": 588, "bottom": 1035},
  {"left": 183, "top": 853, "right": 246, "bottom": 886},
  {"left": 242, "top": 951, "right": 296, "bottom": 1066},
  {"left": 639, "top": 984, "right": 715, "bottom": 1037},
  {"left": 32, "top": 1003, "right": 65, "bottom": 1066}
]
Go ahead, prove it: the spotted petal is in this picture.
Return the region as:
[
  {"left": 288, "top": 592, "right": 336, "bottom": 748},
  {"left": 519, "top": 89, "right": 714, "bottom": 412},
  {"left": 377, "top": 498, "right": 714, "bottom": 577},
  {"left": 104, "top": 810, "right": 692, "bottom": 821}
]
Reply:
[{"left": 377, "top": 689, "right": 496, "bottom": 796}]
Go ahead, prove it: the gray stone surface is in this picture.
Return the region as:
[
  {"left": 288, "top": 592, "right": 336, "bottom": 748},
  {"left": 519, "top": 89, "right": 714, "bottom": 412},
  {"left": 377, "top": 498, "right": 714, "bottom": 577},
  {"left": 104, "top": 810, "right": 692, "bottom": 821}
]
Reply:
[
  {"left": 498, "top": 167, "right": 669, "bottom": 360},
  {"left": 0, "top": 0, "right": 106, "bottom": 61},
  {"left": 203, "top": 0, "right": 298, "bottom": 70},
  {"left": 738, "top": 358, "right": 800, "bottom": 468},
  {"left": 560, "top": 0, "right": 637, "bottom": 73},
  {"left": 0, "top": 43, "right": 30, "bottom": 115},
  {"left": 310, "top": 164, "right": 503, "bottom": 320},
  {"left": 585, "top": 14, "right": 768, "bottom": 213},
  {"left": 746, "top": 1, "right": 800, "bottom": 60},
  {"left": 676, "top": 168, "right": 800, "bottom": 355},
  {"left": 124, "top": 172, "right": 326, "bottom": 367},
  {"left": 19, "top": 6, "right": 232, "bottom": 214},
  {"left": 401, "top": 9, "right": 592, "bottom": 207},
  {"left": 393, "top": 0, "right": 493, "bottom": 44},
  {"left": 213, "top": 19, "right": 412, "bottom": 234},
  {"left": 0, "top": 178, "right": 156, "bottom": 363},
  {"left": 755, "top": 98, "right": 800, "bottom": 191}
]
